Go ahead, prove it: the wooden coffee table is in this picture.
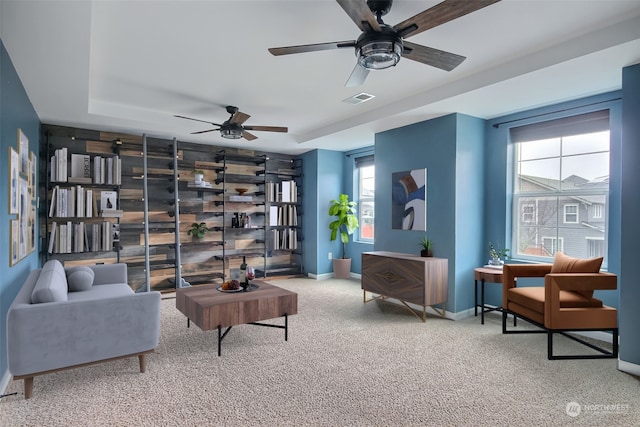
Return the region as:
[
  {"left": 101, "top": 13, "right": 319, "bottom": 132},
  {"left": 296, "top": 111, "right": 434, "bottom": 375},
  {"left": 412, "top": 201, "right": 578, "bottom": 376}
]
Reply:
[{"left": 175, "top": 281, "right": 298, "bottom": 356}]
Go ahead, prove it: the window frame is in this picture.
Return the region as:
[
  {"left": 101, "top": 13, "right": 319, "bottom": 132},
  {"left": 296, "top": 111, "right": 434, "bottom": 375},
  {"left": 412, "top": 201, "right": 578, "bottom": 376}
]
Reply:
[
  {"left": 355, "top": 155, "right": 374, "bottom": 243},
  {"left": 563, "top": 204, "right": 579, "bottom": 224}
]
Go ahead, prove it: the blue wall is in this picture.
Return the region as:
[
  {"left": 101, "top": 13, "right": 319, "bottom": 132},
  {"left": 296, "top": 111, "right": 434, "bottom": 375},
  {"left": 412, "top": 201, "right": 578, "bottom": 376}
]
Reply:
[
  {"left": 619, "top": 63, "right": 640, "bottom": 366},
  {"left": 373, "top": 113, "right": 485, "bottom": 313},
  {"left": 300, "top": 149, "right": 344, "bottom": 276},
  {"left": 1, "top": 39, "right": 41, "bottom": 380}
]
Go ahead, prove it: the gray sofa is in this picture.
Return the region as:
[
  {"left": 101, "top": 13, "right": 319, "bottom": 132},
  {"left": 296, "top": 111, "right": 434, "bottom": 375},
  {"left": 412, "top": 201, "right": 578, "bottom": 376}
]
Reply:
[{"left": 7, "top": 260, "right": 161, "bottom": 399}]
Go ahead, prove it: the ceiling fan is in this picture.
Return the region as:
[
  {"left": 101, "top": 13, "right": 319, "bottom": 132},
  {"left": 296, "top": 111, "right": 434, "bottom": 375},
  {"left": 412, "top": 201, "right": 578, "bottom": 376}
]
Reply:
[
  {"left": 174, "top": 106, "right": 288, "bottom": 141},
  {"left": 268, "top": 0, "right": 501, "bottom": 87}
]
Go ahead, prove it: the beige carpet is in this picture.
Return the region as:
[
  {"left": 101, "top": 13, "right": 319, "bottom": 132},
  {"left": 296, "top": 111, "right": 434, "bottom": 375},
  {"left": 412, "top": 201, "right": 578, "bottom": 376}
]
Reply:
[{"left": 1, "top": 278, "right": 639, "bottom": 426}]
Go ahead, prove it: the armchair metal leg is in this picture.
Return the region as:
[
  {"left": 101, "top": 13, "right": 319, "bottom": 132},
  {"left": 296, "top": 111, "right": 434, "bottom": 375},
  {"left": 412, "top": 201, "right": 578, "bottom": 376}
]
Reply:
[{"left": 548, "top": 329, "right": 618, "bottom": 360}]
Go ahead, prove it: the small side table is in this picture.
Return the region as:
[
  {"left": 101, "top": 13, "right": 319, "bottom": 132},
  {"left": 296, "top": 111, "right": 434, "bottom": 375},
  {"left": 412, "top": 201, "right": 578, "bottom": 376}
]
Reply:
[{"left": 474, "top": 267, "right": 505, "bottom": 325}]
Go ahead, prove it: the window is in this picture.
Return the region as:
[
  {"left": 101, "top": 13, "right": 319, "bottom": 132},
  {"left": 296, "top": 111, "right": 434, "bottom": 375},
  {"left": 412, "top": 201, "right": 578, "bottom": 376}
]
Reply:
[
  {"left": 522, "top": 203, "right": 536, "bottom": 223},
  {"left": 593, "top": 204, "right": 603, "bottom": 219},
  {"left": 511, "top": 110, "right": 609, "bottom": 263},
  {"left": 564, "top": 204, "right": 578, "bottom": 223},
  {"left": 356, "top": 155, "right": 374, "bottom": 242}
]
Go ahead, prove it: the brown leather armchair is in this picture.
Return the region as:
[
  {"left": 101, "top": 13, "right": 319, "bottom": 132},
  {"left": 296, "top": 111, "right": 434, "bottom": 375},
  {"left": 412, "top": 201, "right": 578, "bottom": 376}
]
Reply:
[{"left": 501, "top": 254, "right": 618, "bottom": 360}]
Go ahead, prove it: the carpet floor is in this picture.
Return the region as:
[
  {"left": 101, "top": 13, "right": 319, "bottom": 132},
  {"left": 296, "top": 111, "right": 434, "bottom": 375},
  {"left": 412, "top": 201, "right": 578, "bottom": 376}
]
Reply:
[{"left": 1, "top": 278, "right": 639, "bottom": 426}]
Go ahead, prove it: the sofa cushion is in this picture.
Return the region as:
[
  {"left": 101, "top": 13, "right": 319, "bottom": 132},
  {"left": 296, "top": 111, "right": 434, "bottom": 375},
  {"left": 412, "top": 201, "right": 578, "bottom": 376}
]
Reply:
[
  {"left": 31, "top": 260, "right": 68, "bottom": 304},
  {"left": 551, "top": 252, "right": 603, "bottom": 299},
  {"left": 66, "top": 267, "right": 95, "bottom": 292}
]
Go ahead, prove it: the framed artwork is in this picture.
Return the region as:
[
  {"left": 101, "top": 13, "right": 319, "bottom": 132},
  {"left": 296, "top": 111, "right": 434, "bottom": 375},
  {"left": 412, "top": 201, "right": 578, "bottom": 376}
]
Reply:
[
  {"left": 9, "top": 147, "right": 20, "bottom": 214},
  {"left": 391, "top": 168, "right": 427, "bottom": 231},
  {"left": 28, "top": 202, "right": 36, "bottom": 255},
  {"left": 29, "top": 151, "right": 37, "bottom": 190},
  {"left": 19, "top": 177, "right": 29, "bottom": 260},
  {"left": 18, "top": 128, "right": 29, "bottom": 175},
  {"left": 10, "top": 219, "right": 19, "bottom": 266}
]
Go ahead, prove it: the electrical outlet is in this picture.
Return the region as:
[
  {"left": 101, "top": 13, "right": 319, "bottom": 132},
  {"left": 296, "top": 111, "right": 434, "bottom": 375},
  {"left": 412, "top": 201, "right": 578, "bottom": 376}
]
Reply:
[{"left": 328, "top": 252, "right": 332, "bottom": 260}]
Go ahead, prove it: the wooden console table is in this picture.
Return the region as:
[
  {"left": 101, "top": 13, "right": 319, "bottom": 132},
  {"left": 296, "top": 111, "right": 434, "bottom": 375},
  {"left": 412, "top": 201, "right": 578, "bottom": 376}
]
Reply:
[{"left": 361, "top": 251, "right": 448, "bottom": 322}]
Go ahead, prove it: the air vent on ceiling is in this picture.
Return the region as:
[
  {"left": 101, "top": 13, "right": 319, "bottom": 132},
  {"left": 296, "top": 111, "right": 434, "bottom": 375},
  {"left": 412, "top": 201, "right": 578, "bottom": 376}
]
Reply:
[{"left": 342, "top": 92, "right": 375, "bottom": 105}]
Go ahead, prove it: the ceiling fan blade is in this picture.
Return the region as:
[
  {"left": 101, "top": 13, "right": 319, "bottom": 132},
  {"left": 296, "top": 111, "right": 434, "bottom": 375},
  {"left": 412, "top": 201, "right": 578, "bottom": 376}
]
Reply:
[
  {"left": 394, "top": 0, "right": 501, "bottom": 39},
  {"left": 244, "top": 125, "right": 288, "bottom": 133},
  {"left": 336, "top": 0, "right": 381, "bottom": 32},
  {"left": 191, "top": 129, "right": 219, "bottom": 135},
  {"left": 345, "top": 63, "right": 370, "bottom": 87},
  {"left": 269, "top": 40, "right": 356, "bottom": 56},
  {"left": 174, "top": 114, "right": 222, "bottom": 126},
  {"left": 230, "top": 111, "right": 251, "bottom": 125},
  {"left": 402, "top": 41, "right": 466, "bottom": 71},
  {"left": 242, "top": 131, "right": 258, "bottom": 141}
]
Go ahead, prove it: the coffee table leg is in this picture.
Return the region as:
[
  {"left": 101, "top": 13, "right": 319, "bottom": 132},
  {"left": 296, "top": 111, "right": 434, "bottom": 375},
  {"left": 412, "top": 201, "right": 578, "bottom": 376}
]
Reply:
[
  {"left": 218, "top": 325, "right": 222, "bottom": 356},
  {"left": 474, "top": 279, "right": 478, "bottom": 316},
  {"left": 285, "top": 314, "right": 288, "bottom": 341}
]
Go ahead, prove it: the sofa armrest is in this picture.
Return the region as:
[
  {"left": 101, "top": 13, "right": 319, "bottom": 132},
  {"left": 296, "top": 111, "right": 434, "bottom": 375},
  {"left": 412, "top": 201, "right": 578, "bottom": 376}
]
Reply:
[
  {"left": 87, "top": 263, "right": 127, "bottom": 285},
  {"left": 544, "top": 273, "right": 617, "bottom": 329},
  {"left": 502, "top": 264, "right": 552, "bottom": 308},
  {"left": 7, "top": 291, "right": 161, "bottom": 376}
]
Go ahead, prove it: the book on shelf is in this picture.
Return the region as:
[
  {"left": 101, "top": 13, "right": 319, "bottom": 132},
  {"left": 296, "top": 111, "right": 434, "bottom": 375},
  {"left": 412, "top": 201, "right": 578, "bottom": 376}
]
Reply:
[
  {"left": 48, "top": 221, "right": 57, "bottom": 253},
  {"left": 70, "top": 154, "right": 91, "bottom": 179},
  {"left": 229, "top": 195, "right": 252, "bottom": 202},
  {"left": 100, "top": 190, "right": 118, "bottom": 211}
]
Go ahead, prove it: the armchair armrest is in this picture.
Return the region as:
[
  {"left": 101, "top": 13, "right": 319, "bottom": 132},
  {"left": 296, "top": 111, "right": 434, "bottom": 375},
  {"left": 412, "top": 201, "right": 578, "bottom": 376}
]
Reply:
[
  {"left": 544, "top": 272, "right": 617, "bottom": 329},
  {"left": 502, "top": 264, "right": 552, "bottom": 308}
]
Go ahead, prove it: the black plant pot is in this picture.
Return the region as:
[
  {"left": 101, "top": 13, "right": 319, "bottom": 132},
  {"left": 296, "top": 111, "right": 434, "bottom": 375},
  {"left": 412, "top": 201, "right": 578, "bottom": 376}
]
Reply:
[{"left": 420, "top": 249, "right": 433, "bottom": 257}]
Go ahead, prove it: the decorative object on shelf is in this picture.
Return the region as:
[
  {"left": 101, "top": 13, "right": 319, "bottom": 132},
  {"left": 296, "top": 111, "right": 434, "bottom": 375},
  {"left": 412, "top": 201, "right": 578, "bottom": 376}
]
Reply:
[
  {"left": 329, "top": 193, "right": 359, "bottom": 279},
  {"left": 236, "top": 187, "right": 248, "bottom": 195},
  {"left": 187, "top": 222, "right": 209, "bottom": 239},
  {"left": 488, "top": 241, "right": 509, "bottom": 266},
  {"left": 193, "top": 169, "right": 205, "bottom": 185},
  {"left": 419, "top": 235, "right": 433, "bottom": 257}
]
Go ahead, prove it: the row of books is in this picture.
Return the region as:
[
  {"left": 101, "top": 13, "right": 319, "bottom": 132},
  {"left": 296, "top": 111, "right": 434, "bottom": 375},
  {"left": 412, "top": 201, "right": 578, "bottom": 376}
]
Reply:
[
  {"left": 50, "top": 150, "right": 122, "bottom": 185},
  {"left": 265, "top": 180, "right": 298, "bottom": 203},
  {"left": 268, "top": 228, "right": 298, "bottom": 251},
  {"left": 269, "top": 205, "right": 298, "bottom": 226},
  {"left": 47, "top": 221, "right": 119, "bottom": 254},
  {"left": 49, "top": 186, "right": 121, "bottom": 218}
]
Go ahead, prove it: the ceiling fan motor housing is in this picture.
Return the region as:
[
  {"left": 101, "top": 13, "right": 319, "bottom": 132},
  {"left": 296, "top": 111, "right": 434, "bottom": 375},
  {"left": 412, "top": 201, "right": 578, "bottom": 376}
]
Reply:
[{"left": 356, "top": 25, "right": 403, "bottom": 70}]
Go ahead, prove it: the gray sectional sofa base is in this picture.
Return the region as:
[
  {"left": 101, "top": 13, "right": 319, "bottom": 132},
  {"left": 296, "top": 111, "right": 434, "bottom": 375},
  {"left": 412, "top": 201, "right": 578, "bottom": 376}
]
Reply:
[{"left": 7, "top": 261, "right": 161, "bottom": 399}]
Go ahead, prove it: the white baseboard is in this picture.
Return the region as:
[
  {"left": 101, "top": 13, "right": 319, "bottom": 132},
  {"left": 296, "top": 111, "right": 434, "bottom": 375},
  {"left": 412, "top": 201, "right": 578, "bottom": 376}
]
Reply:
[
  {"left": 618, "top": 359, "right": 640, "bottom": 376},
  {"left": 0, "top": 369, "right": 12, "bottom": 397}
]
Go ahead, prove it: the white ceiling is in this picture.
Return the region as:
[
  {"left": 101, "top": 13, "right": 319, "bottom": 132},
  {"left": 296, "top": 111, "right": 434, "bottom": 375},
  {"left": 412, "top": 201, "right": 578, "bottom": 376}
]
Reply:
[{"left": 2, "top": 0, "right": 640, "bottom": 155}]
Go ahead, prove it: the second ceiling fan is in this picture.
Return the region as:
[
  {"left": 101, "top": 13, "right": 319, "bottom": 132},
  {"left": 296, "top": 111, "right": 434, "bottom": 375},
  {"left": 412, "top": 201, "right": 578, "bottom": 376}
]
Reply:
[
  {"left": 175, "top": 106, "right": 288, "bottom": 141},
  {"left": 268, "top": 0, "right": 501, "bottom": 87}
]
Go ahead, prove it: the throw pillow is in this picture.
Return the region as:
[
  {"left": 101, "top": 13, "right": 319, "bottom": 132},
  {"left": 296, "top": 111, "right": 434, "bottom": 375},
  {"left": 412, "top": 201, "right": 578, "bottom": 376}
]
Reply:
[
  {"left": 551, "top": 252, "right": 603, "bottom": 299},
  {"left": 31, "top": 259, "right": 68, "bottom": 303},
  {"left": 66, "top": 266, "right": 95, "bottom": 292}
]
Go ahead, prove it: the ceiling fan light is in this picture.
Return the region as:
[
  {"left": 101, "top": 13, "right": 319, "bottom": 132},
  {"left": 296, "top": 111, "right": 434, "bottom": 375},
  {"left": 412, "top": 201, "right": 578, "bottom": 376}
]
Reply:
[
  {"left": 220, "top": 128, "right": 243, "bottom": 139},
  {"left": 358, "top": 40, "right": 402, "bottom": 70}
]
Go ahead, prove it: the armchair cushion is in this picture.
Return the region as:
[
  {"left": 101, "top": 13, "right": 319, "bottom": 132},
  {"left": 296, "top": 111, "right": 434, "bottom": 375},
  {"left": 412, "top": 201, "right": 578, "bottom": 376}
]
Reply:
[{"left": 550, "top": 252, "right": 603, "bottom": 299}]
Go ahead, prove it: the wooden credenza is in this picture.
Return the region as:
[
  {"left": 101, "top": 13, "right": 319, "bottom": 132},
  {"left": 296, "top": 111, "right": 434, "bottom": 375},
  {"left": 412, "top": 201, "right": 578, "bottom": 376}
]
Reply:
[{"left": 361, "top": 251, "right": 448, "bottom": 321}]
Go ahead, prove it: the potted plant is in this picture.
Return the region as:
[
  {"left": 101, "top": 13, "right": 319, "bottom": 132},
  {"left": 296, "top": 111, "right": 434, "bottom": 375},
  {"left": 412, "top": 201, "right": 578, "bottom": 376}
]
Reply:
[
  {"left": 328, "top": 194, "right": 359, "bottom": 279},
  {"left": 419, "top": 235, "right": 433, "bottom": 257},
  {"left": 193, "top": 169, "right": 205, "bottom": 185},
  {"left": 488, "top": 241, "right": 509, "bottom": 265},
  {"left": 187, "top": 222, "right": 209, "bottom": 240}
]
